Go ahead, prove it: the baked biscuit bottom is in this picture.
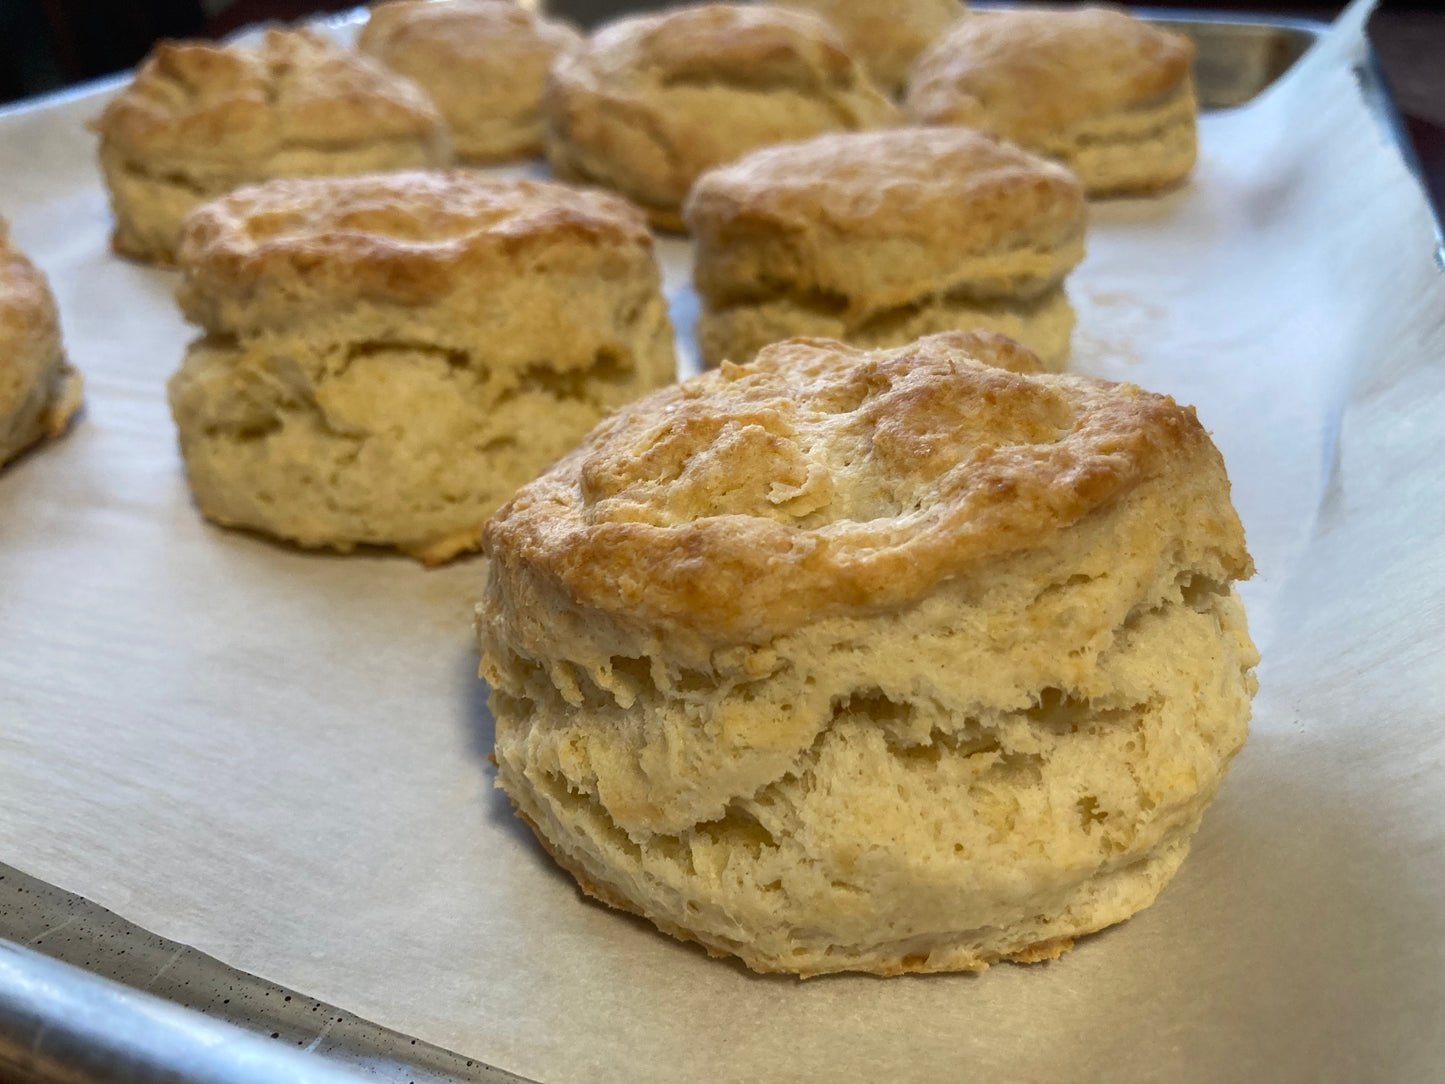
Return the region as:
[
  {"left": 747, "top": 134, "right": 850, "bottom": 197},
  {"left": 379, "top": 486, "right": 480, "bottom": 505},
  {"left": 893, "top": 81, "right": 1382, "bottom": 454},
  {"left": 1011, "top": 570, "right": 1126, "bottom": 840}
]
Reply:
[
  {"left": 697, "top": 284, "right": 1075, "bottom": 369},
  {"left": 0, "top": 360, "right": 82, "bottom": 467},
  {"left": 483, "top": 465, "right": 1258, "bottom": 975},
  {"left": 169, "top": 295, "right": 674, "bottom": 564},
  {"left": 689, "top": 226, "right": 1086, "bottom": 323}
]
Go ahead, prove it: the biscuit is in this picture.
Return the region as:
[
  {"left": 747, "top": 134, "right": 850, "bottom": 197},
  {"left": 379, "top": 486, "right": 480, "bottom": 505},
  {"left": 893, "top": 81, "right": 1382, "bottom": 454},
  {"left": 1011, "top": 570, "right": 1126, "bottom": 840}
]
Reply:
[
  {"left": 95, "top": 29, "right": 452, "bottom": 264},
  {"left": 773, "top": 0, "right": 965, "bottom": 96},
  {"left": 480, "top": 332, "right": 1258, "bottom": 976},
  {"left": 0, "top": 218, "right": 82, "bottom": 468},
  {"left": 906, "top": 8, "right": 1198, "bottom": 196},
  {"left": 359, "top": 0, "right": 582, "bottom": 162},
  {"left": 684, "top": 127, "right": 1086, "bottom": 369},
  {"left": 167, "top": 171, "right": 676, "bottom": 564},
  {"left": 543, "top": 3, "right": 901, "bottom": 232}
]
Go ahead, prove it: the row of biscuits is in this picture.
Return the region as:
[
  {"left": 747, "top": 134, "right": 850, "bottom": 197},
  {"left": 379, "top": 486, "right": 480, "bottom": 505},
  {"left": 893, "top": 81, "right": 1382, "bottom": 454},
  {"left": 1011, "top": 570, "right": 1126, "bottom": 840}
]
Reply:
[
  {"left": 93, "top": 1, "right": 1197, "bottom": 259},
  {"left": 0, "top": 0, "right": 1257, "bottom": 978}
]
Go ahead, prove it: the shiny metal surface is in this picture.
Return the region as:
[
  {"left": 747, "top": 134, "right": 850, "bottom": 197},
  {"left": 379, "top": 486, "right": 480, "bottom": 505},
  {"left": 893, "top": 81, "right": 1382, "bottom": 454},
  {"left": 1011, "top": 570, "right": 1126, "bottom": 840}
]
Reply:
[
  {"left": 0, "top": 863, "right": 533, "bottom": 1084},
  {"left": 0, "top": 940, "right": 371, "bottom": 1084}
]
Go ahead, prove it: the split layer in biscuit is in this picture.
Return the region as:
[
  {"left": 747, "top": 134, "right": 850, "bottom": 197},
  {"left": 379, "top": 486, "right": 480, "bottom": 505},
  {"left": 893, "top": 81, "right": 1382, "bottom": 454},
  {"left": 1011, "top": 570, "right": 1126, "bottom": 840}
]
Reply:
[
  {"left": 167, "top": 171, "right": 676, "bottom": 564},
  {"left": 685, "top": 127, "right": 1086, "bottom": 367}
]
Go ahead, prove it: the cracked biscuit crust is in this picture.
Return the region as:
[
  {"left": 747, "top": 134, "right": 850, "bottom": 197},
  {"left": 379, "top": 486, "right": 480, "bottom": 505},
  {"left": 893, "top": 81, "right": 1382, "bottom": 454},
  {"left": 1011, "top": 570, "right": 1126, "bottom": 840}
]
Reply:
[
  {"left": 0, "top": 219, "right": 82, "bottom": 467},
  {"left": 167, "top": 172, "right": 675, "bottom": 563},
  {"left": 95, "top": 29, "right": 451, "bottom": 263},
  {"left": 482, "top": 331, "right": 1250, "bottom": 648},
  {"left": 543, "top": 3, "right": 901, "bottom": 231},
  {"left": 905, "top": 8, "right": 1197, "bottom": 195},
  {"left": 480, "top": 330, "right": 1256, "bottom": 975},
  {"left": 175, "top": 170, "right": 661, "bottom": 337},
  {"left": 359, "top": 0, "right": 583, "bottom": 162}
]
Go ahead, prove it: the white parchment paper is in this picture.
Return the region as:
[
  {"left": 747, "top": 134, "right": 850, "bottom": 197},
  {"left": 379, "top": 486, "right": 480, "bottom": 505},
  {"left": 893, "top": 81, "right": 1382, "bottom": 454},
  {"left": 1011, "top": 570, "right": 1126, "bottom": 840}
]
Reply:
[{"left": 2, "top": 3, "right": 1444, "bottom": 1080}]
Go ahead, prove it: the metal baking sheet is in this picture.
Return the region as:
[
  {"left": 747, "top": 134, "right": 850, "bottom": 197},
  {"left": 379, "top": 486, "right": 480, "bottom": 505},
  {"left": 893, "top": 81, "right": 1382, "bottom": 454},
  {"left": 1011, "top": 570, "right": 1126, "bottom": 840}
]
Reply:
[{"left": 2, "top": 4, "right": 1444, "bottom": 1083}]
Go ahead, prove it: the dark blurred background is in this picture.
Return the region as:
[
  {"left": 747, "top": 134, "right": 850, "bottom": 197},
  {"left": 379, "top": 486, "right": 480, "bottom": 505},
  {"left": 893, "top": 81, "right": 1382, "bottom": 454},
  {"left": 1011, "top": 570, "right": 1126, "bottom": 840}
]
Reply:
[
  {"left": 0, "top": 1, "right": 1438, "bottom": 115},
  {"left": 1, "top": 0, "right": 1440, "bottom": 211}
]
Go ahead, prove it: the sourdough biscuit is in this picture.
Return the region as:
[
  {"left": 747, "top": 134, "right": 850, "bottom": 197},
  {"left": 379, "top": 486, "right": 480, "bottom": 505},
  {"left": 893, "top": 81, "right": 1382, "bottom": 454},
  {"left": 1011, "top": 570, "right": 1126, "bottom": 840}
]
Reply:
[
  {"left": 906, "top": 8, "right": 1197, "bottom": 196},
  {"left": 95, "top": 29, "right": 451, "bottom": 264},
  {"left": 480, "top": 332, "right": 1257, "bottom": 976},
  {"left": 359, "top": 0, "right": 582, "bottom": 162},
  {"left": 167, "top": 171, "right": 676, "bottom": 564},
  {"left": 684, "top": 127, "right": 1085, "bottom": 368},
  {"left": 544, "top": 3, "right": 901, "bottom": 231},
  {"left": 774, "top": 0, "right": 965, "bottom": 96},
  {"left": 0, "top": 219, "right": 82, "bottom": 467}
]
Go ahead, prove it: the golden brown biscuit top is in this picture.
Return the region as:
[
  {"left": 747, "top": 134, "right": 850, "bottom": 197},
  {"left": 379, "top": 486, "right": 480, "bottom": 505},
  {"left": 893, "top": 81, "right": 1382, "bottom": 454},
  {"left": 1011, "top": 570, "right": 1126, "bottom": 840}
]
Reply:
[
  {"left": 0, "top": 219, "right": 61, "bottom": 407},
  {"left": 776, "top": 0, "right": 964, "bottom": 91},
  {"left": 557, "top": 4, "right": 886, "bottom": 107},
  {"left": 483, "top": 331, "right": 1248, "bottom": 642},
  {"left": 96, "top": 29, "right": 444, "bottom": 162},
  {"left": 685, "top": 127, "right": 1083, "bottom": 288},
  {"left": 176, "top": 170, "right": 656, "bottom": 313},
  {"left": 359, "top": 0, "right": 581, "bottom": 84},
  {"left": 906, "top": 8, "right": 1195, "bottom": 139}
]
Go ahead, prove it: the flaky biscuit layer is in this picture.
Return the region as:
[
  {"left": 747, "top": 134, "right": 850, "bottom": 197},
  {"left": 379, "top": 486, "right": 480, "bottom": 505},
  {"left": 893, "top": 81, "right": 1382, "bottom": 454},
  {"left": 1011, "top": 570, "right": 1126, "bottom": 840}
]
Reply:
[
  {"left": 168, "top": 173, "right": 676, "bottom": 562},
  {"left": 95, "top": 29, "right": 451, "bottom": 263},
  {"left": 906, "top": 8, "right": 1197, "bottom": 196},
  {"left": 359, "top": 0, "right": 582, "bottom": 162},
  {"left": 684, "top": 127, "right": 1085, "bottom": 364},
  {"left": 543, "top": 3, "right": 900, "bottom": 230}
]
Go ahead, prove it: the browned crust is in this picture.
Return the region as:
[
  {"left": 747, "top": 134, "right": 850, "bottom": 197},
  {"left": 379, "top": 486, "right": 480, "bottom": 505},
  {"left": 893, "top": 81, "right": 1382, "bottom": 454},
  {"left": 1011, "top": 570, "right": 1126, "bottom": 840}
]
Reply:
[
  {"left": 95, "top": 29, "right": 445, "bottom": 163},
  {"left": 543, "top": 3, "right": 901, "bottom": 219},
  {"left": 776, "top": 0, "right": 966, "bottom": 94},
  {"left": 594, "top": 4, "right": 863, "bottom": 90},
  {"left": 110, "top": 225, "right": 175, "bottom": 267},
  {"left": 1, "top": 221, "right": 82, "bottom": 455},
  {"left": 482, "top": 331, "right": 1251, "bottom": 644},
  {"left": 403, "top": 524, "right": 486, "bottom": 568},
  {"left": 906, "top": 8, "right": 1195, "bottom": 142},
  {"left": 174, "top": 171, "right": 657, "bottom": 313},
  {"left": 358, "top": 0, "right": 582, "bottom": 157},
  {"left": 683, "top": 126, "right": 1086, "bottom": 308},
  {"left": 0, "top": 223, "right": 59, "bottom": 369},
  {"left": 359, "top": 0, "right": 581, "bottom": 65}
]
